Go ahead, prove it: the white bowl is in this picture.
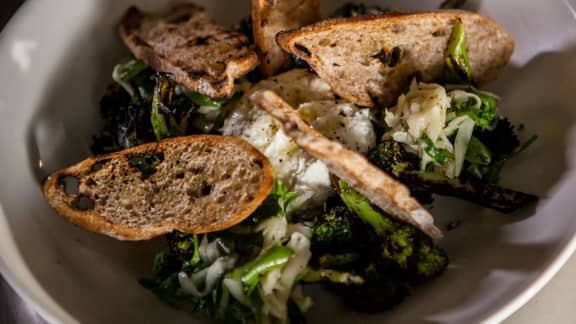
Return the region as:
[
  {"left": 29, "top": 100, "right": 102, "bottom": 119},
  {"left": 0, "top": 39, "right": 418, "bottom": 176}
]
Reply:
[{"left": 1, "top": 0, "right": 576, "bottom": 323}]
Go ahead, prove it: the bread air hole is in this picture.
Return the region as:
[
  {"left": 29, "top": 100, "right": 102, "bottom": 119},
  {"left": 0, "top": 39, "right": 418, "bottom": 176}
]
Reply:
[
  {"left": 294, "top": 43, "right": 311, "bottom": 57},
  {"left": 252, "top": 158, "right": 263, "bottom": 169},
  {"left": 71, "top": 195, "right": 95, "bottom": 211},
  {"left": 58, "top": 175, "right": 80, "bottom": 196},
  {"left": 90, "top": 159, "right": 110, "bottom": 172}
]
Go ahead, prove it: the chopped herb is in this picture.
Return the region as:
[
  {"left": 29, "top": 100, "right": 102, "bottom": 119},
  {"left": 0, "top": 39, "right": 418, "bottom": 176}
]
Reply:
[{"left": 421, "top": 134, "right": 454, "bottom": 166}]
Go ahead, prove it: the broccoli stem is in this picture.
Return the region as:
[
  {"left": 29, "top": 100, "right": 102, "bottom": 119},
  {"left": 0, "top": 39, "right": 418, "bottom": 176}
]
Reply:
[
  {"left": 401, "top": 171, "right": 537, "bottom": 213},
  {"left": 189, "top": 234, "right": 202, "bottom": 267},
  {"left": 444, "top": 18, "right": 473, "bottom": 84},
  {"left": 338, "top": 180, "right": 394, "bottom": 236}
]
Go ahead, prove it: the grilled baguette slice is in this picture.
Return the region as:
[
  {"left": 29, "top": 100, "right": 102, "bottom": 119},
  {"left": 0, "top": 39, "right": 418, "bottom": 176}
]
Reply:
[
  {"left": 118, "top": 3, "right": 258, "bottom": 100},
  {"left": 251, "top": 90, "right": 442, "bottom": 239},
  {"left": 277, "top": 11, "right": 514, "bottom": 107},
  {"left": 252, "top": 0, "right": 321, "bottom": 76},
  {"left": 42, "top": 136, "right": 274, "bottom": 241}
]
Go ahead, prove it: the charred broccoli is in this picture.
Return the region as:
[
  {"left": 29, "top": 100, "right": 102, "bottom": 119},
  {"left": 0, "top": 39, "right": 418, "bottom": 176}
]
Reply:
[
  {"left": 368, "top": 141, "right": 417, "bottom": 177},
  {"left": 338, "top": 180, "right": 447, "bottom": 279},
  {"left": 330, "top": 3, "right": 388, "bottom": 18},
  {"left": 413, "top": 243, "right": 449, "bottom": 281},
  {"left": 306, "top": 182, "right": 448, "bottom": 312},
  {"left": 312, "top": 202, "right": 367, "bottom": 252},
  {"left": 368, "top": 140, "right": 537, "bottom": 213}
]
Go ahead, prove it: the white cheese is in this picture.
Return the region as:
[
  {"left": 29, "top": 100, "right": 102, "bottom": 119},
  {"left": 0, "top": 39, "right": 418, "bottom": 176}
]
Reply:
[{"left": 222, "top": 69, "right": 376, "bottom": 210}]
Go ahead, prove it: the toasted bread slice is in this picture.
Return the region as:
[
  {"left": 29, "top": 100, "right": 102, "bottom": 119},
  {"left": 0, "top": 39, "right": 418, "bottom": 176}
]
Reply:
[
  {"left": 252, "top": 0, "right": 321, "bottom": 76},
  {"left": 42, "top": 136, "right": 273, "bottom": 241},
  {"left": 251, "top": 90, "right": 442, "bottom": 239},
  {"left": 277, "top": 11, "right": 514, "bottom": 107},
  {"left": 118, "top": 3, "right": 258, "bottom": 100}
]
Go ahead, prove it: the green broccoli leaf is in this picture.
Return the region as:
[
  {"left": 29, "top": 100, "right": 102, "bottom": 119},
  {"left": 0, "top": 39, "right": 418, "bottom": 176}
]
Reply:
[
  {"left": 454, "top": 91, "right": 497, "bottom": 129},
  {"left": 444, "top": 18, "right": 473, "bottom": 84}
]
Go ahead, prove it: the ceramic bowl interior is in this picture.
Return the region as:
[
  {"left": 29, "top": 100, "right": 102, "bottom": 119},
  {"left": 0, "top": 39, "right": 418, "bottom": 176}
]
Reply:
[{"left": 1, "top": 0, "right": 576, "bottom": 323}]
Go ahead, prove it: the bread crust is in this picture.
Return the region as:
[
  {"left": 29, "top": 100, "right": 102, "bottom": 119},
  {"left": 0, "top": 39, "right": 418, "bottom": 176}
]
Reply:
[
  {"left": 42, "top": 136, "right": 274, "bottom": 241},
  {"left": 251, "top": 90, "right": 442, "bottom": 239},
  {"left": 252, "top": 0, "right": 321, "bottom": 76},
  {"left": 277, "top": 11, "right": 514, "bottom": 107},
  {"left": 118, "top": 3, "right": 259, "bottom": 100}
]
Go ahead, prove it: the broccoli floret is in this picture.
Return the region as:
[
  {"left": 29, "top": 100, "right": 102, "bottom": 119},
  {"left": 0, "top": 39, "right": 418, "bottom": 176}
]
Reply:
[
  {"left": 368, "top": 141, "right": 417, "bottom": 176},
  {"left": 336, "top": 180, "right": 448, "bottom": 280},
  {"left": 312, "top": 202, "right": 368, "bottom": 254},
  {"left": 413, "top": 242, "right": 449, "bottom": 281},
  {"left": 381, "top": 225, "right": 417, "bottom": 269},
  {"left": 368, "top": 142, "right": 434, "bottom": 204}
]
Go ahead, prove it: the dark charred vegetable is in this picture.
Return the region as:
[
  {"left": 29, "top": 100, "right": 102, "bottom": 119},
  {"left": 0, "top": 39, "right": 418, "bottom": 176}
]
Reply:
[
  {"left": 312, "top": 202, "right": 368, "bottom": 253},
  {"left": 337, "top": 180, "right": 447, "bottom": 278},
  {"left": 91, "top": 83, "right": 156, "bottom": 154},
  {"left": 401, "top": 170, "right": 538, "bottom": 213},
  {"left": 92, "top": 59, "right": 232, "bottom": 155},
  {"left": 330, "top": 3, "right": 387, "bottom": 18},
  {"left": 440, "top": 0, "right": 468, "bottom": 9},
  {"left": 305, "top": 182, "right": 447, "bottom": 312},
  {"left": 368, "top": 140, "right": 537, "bottom": 212}
]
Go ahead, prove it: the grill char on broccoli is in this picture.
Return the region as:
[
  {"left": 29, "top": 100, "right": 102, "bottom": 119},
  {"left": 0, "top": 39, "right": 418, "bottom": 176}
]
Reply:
[
  {"left": 368, "top": 138, "right": 537, "bottom": 213},
  {"left": 307, "top": 182, "right": 448, "bottom": 312}
]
